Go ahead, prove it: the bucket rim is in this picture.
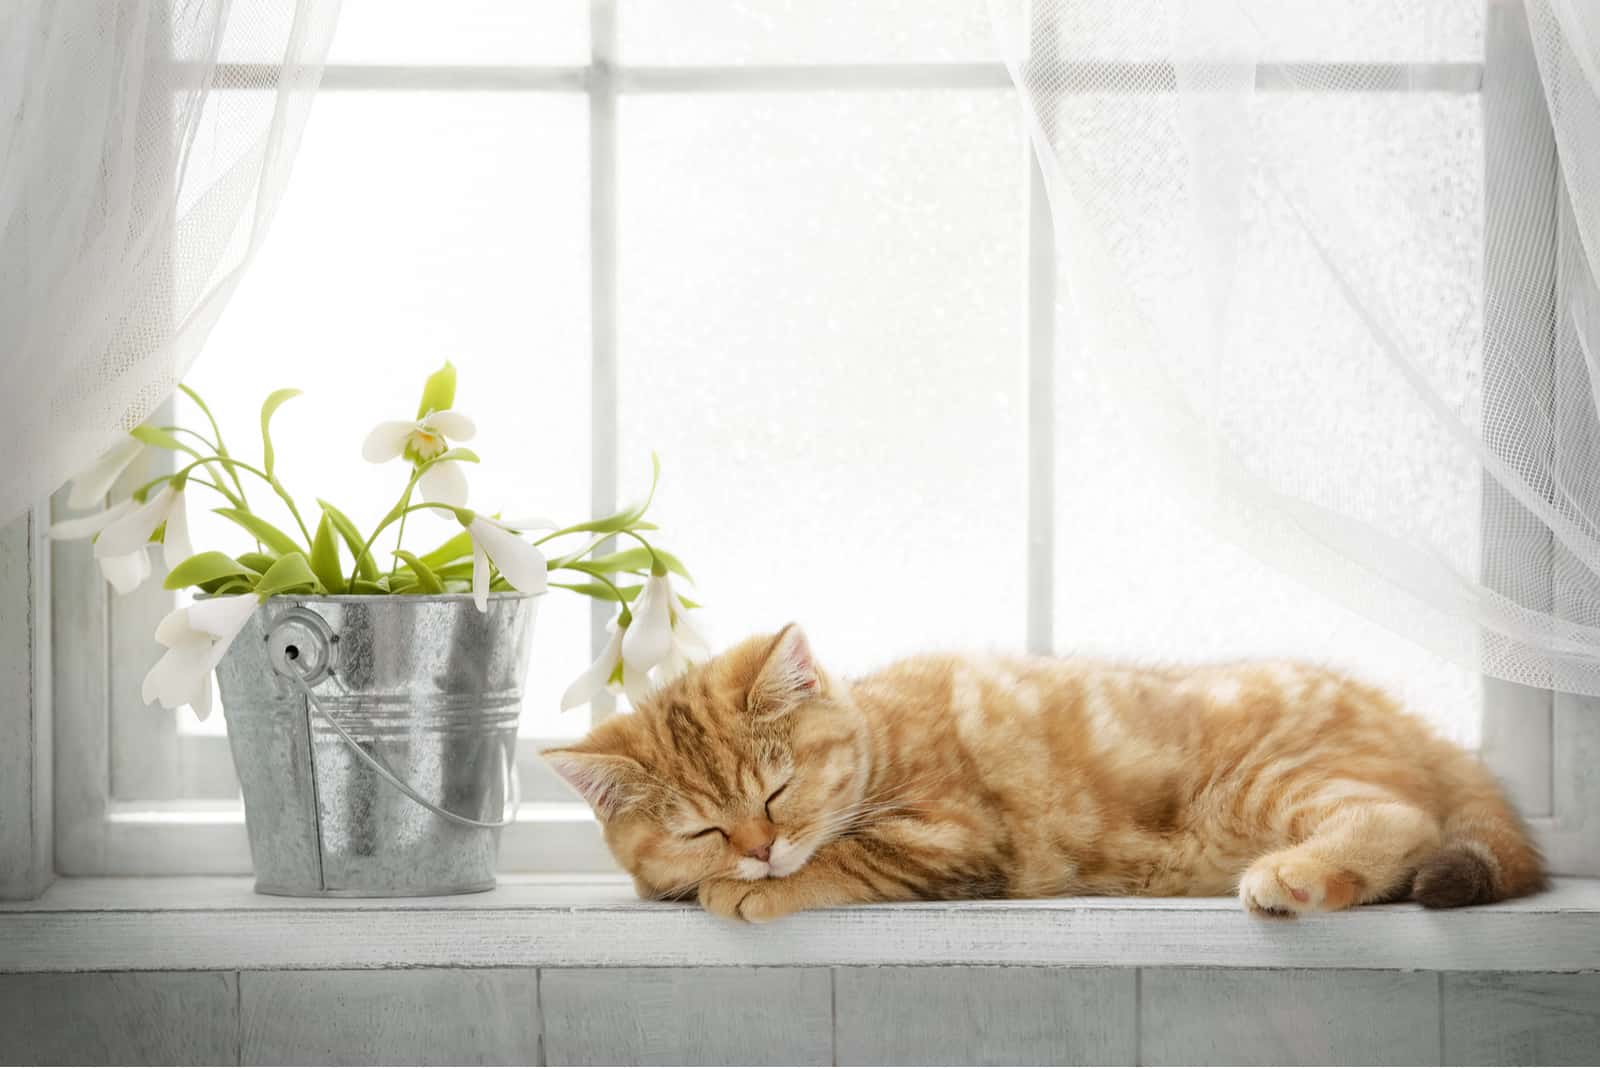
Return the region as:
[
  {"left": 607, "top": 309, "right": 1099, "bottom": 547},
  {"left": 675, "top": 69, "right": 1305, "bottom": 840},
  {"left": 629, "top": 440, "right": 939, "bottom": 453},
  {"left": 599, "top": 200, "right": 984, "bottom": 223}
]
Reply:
[{"left": 249, "top": 591, "right": 543, "bottom": 605}]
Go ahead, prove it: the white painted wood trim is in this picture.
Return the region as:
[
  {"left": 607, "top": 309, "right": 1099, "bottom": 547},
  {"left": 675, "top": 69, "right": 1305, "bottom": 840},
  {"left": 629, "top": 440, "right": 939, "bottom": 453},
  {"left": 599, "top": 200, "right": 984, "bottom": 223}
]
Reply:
[
  {"left": 50, "top": 488, "right": 112, "bottom": 877},
  {"left": 585, "top": 0, "right": 620, "bottom": 726},
  {"left": 106, "top": 407, "right": 180, "bottom": 801},
  {"left": 2, "top": 876, "right": 1596, "bottom": 974},
  {"left": 0, "top": 506, "right": 53, "bottom": 900},
  {"left": 1024, "top": 145, "right": 1056, "bottom": 655},
  {"left": 207, "top": 61, "right": 1482, "bottom": 95}
]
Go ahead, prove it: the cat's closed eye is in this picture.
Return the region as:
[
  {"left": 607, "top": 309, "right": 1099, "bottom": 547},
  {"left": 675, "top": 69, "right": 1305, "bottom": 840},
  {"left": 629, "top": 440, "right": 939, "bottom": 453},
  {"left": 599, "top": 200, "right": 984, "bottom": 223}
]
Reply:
[
  {"left": 688, "top": 826, "right": 726, "bottom": 841},
  {"left": 765, "top": 782, "right": 789, "bottom": 818}
]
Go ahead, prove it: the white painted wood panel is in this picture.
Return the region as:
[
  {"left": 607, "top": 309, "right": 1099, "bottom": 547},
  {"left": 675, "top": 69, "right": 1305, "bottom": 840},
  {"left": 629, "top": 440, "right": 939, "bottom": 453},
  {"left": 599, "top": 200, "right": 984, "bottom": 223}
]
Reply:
[
  {"left": 0, "top": 971, "right": 238, "bottom": 1065},
  {"left": 1548, "top": 693, "right": 1600, "bottom": 876},
  {"left": 835, "top": 966, "right": 1135, "bottom": 1065},
  {"left": 1443, "top": 972, "right": 1600, "bottom": 1065},
  {"left": 1478, "top": 0, "right": 1559, "bottom": 825},
  {"left": 1140, "top": 968, "right": 1440, "bottom": 1066},
  {"left": 4, "top": 877, "right": 1599, "bottom": 974},
  {"left": 0, "top": 508, "right": 51, "bottom": 900},
  {"left": 106, "top": 432, "right": 179, "bottom": 801},
  {"left": 50, "top": 490, "right": 112, "bottom": 876},
  {"left": 239, "top": 969, "right": 539, "bottom": 1066},
  {"left": 540, "top": 967, "right": 831, "bottom": 1066}
]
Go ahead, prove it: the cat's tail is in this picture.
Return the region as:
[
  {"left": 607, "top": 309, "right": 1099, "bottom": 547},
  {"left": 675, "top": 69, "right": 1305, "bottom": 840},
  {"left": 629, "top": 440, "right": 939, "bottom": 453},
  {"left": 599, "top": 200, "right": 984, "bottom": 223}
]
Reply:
[{"left": 1412, "top": 774, "right": 1546, "bottom": 908}]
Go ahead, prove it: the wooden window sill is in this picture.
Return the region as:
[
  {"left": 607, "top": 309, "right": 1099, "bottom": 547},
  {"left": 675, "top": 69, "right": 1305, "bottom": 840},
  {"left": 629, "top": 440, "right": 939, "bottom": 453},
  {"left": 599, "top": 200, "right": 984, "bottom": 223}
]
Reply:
[{"left": 3, "top": 876, "right": 1598, "bottom": 974}]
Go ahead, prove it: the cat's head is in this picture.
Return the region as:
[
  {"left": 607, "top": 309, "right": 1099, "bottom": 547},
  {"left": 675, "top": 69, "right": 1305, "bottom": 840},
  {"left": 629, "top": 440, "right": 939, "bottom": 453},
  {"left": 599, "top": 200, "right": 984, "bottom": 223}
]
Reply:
[{"left": 542, "top": 624, "right": 869, "bottom": 899}]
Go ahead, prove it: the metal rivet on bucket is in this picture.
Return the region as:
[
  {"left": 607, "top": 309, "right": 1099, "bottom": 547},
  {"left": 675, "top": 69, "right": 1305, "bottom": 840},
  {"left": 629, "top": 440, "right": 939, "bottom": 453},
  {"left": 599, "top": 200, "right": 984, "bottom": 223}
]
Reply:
[{"left": 266, "top": 607, "right": 336, "bottom": 686}]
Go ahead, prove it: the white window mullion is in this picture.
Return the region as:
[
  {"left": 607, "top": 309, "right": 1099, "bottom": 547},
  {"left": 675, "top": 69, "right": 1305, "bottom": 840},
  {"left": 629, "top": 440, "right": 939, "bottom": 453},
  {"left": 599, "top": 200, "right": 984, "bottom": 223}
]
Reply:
[
  {"left": 1025, "top": 149, "right": 1055, "bottom": 655},
  {"left": 587, "top": 0, "right": 620, "bottom": 724}
]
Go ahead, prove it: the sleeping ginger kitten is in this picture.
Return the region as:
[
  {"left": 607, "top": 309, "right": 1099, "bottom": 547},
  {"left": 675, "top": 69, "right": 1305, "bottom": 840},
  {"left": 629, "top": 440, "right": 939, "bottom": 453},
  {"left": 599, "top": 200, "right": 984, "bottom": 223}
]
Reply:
[{"left": 545, "top": 625, "right": 1544, "bottom": 923}]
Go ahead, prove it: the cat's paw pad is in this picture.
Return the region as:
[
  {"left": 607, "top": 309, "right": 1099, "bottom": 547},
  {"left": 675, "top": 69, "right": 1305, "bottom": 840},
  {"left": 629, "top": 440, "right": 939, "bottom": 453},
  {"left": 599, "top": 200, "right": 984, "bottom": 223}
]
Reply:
[{"left": 1239, "top": 856, "right": 1356, "bottom": 917}]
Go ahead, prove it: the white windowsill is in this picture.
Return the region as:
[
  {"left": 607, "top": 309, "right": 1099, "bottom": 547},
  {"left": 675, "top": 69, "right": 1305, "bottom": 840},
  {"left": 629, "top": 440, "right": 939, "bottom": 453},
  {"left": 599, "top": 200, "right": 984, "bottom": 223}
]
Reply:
[{"left": 3, "top": 876, "right": 1597, "bottom": 974}]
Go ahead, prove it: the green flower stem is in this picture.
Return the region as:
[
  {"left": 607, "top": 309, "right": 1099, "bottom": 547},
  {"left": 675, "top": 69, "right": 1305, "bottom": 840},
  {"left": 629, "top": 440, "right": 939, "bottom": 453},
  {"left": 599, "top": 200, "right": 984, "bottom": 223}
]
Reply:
[
  {"left": 551, "top": 567, "right": 634, "bottom": 625},
  {"left": 141, "top": 454, "right": 312, "bottom": 548},
  {"left": 388, "top": 482, "right": 415, "bottom": 581},
  {"left": 348, "top": 500, "right": 468, "bottom": 589},
  {"left": 178, "top": 384, "right": 251, "bottom": 509},
  {"left": 155, "top": 431, "right": 246, "bottom": 511},
  {"left": 616, "top": 528, "right": 666, "bottom": 575}
]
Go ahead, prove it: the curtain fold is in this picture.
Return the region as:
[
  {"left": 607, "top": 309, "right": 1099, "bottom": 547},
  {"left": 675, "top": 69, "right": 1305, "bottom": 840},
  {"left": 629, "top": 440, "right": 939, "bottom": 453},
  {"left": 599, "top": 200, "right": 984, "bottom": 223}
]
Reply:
[
  {"left": 0, "top": 0, "right": 340, "bottom": 523},
  {"left": 991, "top": 0, "right": 1600, "bottom": 693}
]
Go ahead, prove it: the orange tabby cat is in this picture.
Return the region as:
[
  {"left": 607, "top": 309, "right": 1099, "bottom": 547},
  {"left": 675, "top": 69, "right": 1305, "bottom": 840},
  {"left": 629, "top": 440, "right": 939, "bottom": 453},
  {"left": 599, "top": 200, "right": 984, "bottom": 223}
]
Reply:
[{"left": 544, "top": 625, "right": 1544, "bottom": 923}]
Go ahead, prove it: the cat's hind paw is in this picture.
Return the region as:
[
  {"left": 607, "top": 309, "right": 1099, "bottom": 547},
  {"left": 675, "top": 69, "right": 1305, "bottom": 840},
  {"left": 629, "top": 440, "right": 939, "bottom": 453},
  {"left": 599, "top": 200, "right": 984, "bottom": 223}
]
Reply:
[{"left": 1239, "top": 854, "right": 1360, "bottom": 917}]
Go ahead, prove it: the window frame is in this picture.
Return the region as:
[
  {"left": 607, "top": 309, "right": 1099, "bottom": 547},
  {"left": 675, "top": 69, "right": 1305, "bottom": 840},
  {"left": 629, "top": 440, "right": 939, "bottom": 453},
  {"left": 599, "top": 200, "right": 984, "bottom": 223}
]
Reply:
[
  {"left": 1477, "top": 0, "right": 1599, "bottom": 876},
  {"left": 46, "top": 2, "right": 1033, "bottom": 877},
  {"left": 35, "top": 0, "right": 1596, "bottom": 881}
]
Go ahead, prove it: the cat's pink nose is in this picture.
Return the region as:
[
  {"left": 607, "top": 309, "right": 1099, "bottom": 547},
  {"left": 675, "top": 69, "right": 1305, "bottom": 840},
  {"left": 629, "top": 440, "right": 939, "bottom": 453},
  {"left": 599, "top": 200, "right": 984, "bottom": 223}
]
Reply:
[{"left": 731, "top": 818, "right": 777, "bottom": 862}]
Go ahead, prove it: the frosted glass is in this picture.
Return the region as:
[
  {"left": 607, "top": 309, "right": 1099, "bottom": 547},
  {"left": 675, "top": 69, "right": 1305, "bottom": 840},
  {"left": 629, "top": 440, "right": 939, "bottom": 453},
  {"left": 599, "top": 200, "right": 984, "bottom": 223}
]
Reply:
[
  {"left": 1053, "top": 93, "right": 1483, "bottom": 745},
  {"left": 619, "top": 0, "right": 996, "bottom": 65},
  {"left": 210, "top": 0, "right": 589, "bottom": 64},
  {"left": 1033, "top": 0, "right": 1483, "bottom": 63},
  {"left": 327, "top": 0, "right": 588, "bottom": 66},
  {"left": 176, "top": 92, "right": 590, "bottom": 737},
  {"left": 618, "top": 91, "right": 1027, "bottom": 683}
]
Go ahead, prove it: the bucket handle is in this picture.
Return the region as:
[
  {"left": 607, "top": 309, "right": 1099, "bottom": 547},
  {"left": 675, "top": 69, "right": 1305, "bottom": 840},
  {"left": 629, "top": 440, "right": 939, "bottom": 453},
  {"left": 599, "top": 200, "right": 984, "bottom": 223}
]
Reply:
[{"left": 287, "top": 673, "right": 521, "bottom": 831}]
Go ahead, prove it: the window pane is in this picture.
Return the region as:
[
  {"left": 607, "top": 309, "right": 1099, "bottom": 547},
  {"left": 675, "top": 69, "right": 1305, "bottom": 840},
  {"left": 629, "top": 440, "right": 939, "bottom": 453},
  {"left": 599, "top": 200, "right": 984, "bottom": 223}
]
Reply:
[
  {"left": 327, "top": 0, "right": 589, "bottom": 66},
  {"left": 618, "top": 90, "right": 1027, "bottom": 681},
  {"left": 1053, "top": 93, "right": 1482, "bottom": 745},
  {"left": 619, "top": 0, "right": 996, "bottom": 65},
  {"left": 1032, "top": 0, "right": 1483, "bottom": 63},
  {"left": 210, "top": 0, "right": 589, "bottom": 65},
  {"left": 178, "top": 91, "right": 590, "bottom": 738}
]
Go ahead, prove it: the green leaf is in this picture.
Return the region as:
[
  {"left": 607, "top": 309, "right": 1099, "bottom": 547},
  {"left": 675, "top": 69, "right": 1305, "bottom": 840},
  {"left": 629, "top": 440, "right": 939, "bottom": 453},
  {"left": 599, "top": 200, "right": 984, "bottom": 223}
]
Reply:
[
  {"left": 310, "top": 513, "right": 347, "bottom": 594},
  {"left": 255, "top": 552, "right": 321, "bottom": 597},
  {"left": 129, "top": 425, "right": 187, "bottom": 452},
  {"left": 582, "top": 546, "right": 692, "bottom": 582},
  {"left": 259, "top": 388, "right": 302, "bottom": 479},
  {"left": 213, "top": 508, "right": 302, "bottom": 556},
  {"left": 417, "top": 361, "right": 457, "bottom": 418},
  {"left": 553, "top": 581, "right": 642, "bottom": 603},
  {"left": 316, "top": 499, "right": 379, "bottom": 581},
  {"left": 419, "top": 530, "right": 474, "bottom": 570},
  {"left": 207, "top": 577, "right": 258, "bottom": 596},
  {"left": 349, "top": 579, "right": 388, "bottom": 595},
  {"left": 677, "top": 594, "right": 702, "bottom": 610},
  {"left": 164, "top": 551, "right": 254, "bottom": 591},
  {"left": 434, "top": 561, "right": 475, "bottom": 581},
  {"left": 393, "top": 551, "right": 444, "bottom": 594},
  {"left": 488, "top": 574, "right": 513, "bottom": 592},
  {"left": 237, "top": 551, "right": 280, "bottom": 574}
]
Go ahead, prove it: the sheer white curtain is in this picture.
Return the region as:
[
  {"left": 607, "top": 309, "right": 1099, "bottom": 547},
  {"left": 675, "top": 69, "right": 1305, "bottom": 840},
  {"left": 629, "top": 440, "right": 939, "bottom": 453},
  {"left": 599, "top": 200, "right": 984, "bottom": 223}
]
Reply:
[
  {"left": 0, "top": 0, "right": 340, "bottom": 523},
  {"left": 990, "top": 0, "right": 1600, "bottom": 694}
]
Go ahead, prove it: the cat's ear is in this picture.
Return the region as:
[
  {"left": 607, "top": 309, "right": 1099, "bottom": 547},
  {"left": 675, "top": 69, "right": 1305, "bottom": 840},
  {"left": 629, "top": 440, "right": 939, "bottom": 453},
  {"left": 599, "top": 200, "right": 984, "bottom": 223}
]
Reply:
[
  {"left": 749, "top": 623, "right": 822, "bottom": 720},
  {"left": 541, "top": 748, "right": 650, "bottom": 820}
]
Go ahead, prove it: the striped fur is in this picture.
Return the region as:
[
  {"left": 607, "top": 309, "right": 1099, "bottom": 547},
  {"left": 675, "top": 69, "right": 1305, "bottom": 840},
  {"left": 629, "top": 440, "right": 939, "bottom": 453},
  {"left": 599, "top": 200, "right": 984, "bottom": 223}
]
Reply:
[{"left": 543, "top": 626, "right": 1545, "bottom": 923}]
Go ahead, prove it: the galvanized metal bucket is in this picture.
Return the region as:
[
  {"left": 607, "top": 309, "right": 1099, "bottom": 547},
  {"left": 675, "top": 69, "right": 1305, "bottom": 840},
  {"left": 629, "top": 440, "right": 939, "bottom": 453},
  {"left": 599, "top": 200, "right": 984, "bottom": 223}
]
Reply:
[{"left": 215, "top": 593, "right": 537, "bottom": 897}]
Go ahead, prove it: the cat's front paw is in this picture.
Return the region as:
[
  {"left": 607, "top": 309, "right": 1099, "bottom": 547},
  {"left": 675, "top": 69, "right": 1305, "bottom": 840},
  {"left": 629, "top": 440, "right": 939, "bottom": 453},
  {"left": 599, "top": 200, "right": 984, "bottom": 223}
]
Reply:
[
  {"left": 1239, "top": 854, "right": 1360, "bottom": 917},
  {"left": 697, "top": 879, "right": 794, "bottom": 924}
]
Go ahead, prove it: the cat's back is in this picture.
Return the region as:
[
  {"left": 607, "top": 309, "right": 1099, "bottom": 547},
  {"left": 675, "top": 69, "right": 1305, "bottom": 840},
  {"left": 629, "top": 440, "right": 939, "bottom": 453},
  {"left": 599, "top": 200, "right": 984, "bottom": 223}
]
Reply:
[
  {"left": 852, "top": 651, "right": 1465, "bottom": 832},
  {"left": 851, "top": 651, "right": 1417, "bottom": 754}
]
